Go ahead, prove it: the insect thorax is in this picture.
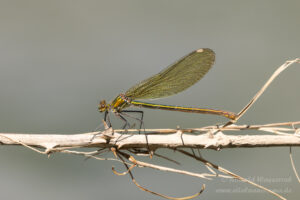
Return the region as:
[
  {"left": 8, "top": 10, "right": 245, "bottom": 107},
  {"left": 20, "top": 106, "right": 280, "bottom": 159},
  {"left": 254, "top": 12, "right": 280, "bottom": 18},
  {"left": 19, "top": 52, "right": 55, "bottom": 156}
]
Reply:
[{"left": 110, "top": 94, "right": 131, "bottom": 112}]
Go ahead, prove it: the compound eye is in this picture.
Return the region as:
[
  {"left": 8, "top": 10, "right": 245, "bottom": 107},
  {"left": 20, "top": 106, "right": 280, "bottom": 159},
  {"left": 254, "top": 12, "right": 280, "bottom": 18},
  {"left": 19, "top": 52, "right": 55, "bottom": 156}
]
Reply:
[{"left": 98, "top": 100, "right": 107, "bottom": 112}]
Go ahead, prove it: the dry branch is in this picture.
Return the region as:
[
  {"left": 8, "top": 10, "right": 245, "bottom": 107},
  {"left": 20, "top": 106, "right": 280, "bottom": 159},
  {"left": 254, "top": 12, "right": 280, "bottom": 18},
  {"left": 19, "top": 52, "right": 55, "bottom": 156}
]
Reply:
[{"left": 1, "top": 125, "right": 300, "bottom": 150}]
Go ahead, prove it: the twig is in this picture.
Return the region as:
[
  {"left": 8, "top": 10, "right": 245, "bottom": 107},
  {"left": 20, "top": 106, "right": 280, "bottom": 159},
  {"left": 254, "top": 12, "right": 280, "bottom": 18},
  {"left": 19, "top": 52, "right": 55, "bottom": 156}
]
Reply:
[
  {"left": 114, "top": 148, "right": 206, "bottom": 200},
  {"left": 1, "top": 126, "right": 300, "bottom": 150},
  {"left": 236, "top": 58, "right": 300, "bottom": 120},
  {"left": 289, "top": 147, "right": 300, "bottom": 183},
  {"left": 1, "top": 130, "right": 300, "bottom": 150},
  {"left": 176, "top": 149, "right": 286, "bottom": 200}
]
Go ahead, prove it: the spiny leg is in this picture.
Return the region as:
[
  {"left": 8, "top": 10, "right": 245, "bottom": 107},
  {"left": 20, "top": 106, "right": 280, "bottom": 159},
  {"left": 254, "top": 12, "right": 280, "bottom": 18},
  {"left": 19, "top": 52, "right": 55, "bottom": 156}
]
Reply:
[
  {"left": 91, "top": 111, "right": 111, "bottom": 142},
  {"left": 104, "top": 110, "right": 142, "bottom": 130},
  {"left": 120, "top": 110, "right": 145, "bottom": 133},
  {"left": 120, "top": 110, "right": 151, "bottom": 156},
  {"left": 116, "top": 112, "right": 130, "bottom": 129},
  {"left": 104, "top": 111, "right": 112, "bottom": 127}
]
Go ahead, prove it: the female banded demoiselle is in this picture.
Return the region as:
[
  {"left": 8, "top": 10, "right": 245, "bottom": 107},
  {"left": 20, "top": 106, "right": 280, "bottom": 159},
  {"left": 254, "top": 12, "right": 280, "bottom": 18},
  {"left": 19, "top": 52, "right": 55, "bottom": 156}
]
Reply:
[{"left": 99, "top": 48, "right": 236, "bottom": 129}]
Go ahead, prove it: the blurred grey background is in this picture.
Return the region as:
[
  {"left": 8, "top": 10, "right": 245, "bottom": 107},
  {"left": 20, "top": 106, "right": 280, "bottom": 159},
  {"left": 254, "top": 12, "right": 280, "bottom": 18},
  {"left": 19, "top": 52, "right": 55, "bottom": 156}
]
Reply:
[{"left": 0, "top": 0, "right": 299, "bottom": 199}]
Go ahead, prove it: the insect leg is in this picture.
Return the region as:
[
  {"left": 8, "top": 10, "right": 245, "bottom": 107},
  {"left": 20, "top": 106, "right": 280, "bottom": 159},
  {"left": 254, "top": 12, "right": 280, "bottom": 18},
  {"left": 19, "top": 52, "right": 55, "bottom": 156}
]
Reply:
[
  {"left": 115, "top": 112, "right": 130, "bottom": 129},
  {"left": 104, "top": 111, "right": 112, "bottom": 127},
  {"left": 121, "top": 110, "right": 150, "bottom": 154},
  {"left": 120, "top": 110, "right": 145, "bottom": 133}
]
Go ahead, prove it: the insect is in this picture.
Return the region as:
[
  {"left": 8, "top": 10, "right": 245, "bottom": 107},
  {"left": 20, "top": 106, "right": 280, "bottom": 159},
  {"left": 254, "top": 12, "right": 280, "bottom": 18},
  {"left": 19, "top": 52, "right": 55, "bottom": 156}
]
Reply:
[{"left": 99, "top": 48, "right": 236, "bottom": 129}]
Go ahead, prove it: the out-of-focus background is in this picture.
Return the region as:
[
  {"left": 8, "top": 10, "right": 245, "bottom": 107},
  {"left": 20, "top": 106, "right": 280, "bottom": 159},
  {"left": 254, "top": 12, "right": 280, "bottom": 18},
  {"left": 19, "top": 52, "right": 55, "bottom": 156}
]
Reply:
[{"left": 0, "top": 1, "right": 299, "bottom": 199}]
